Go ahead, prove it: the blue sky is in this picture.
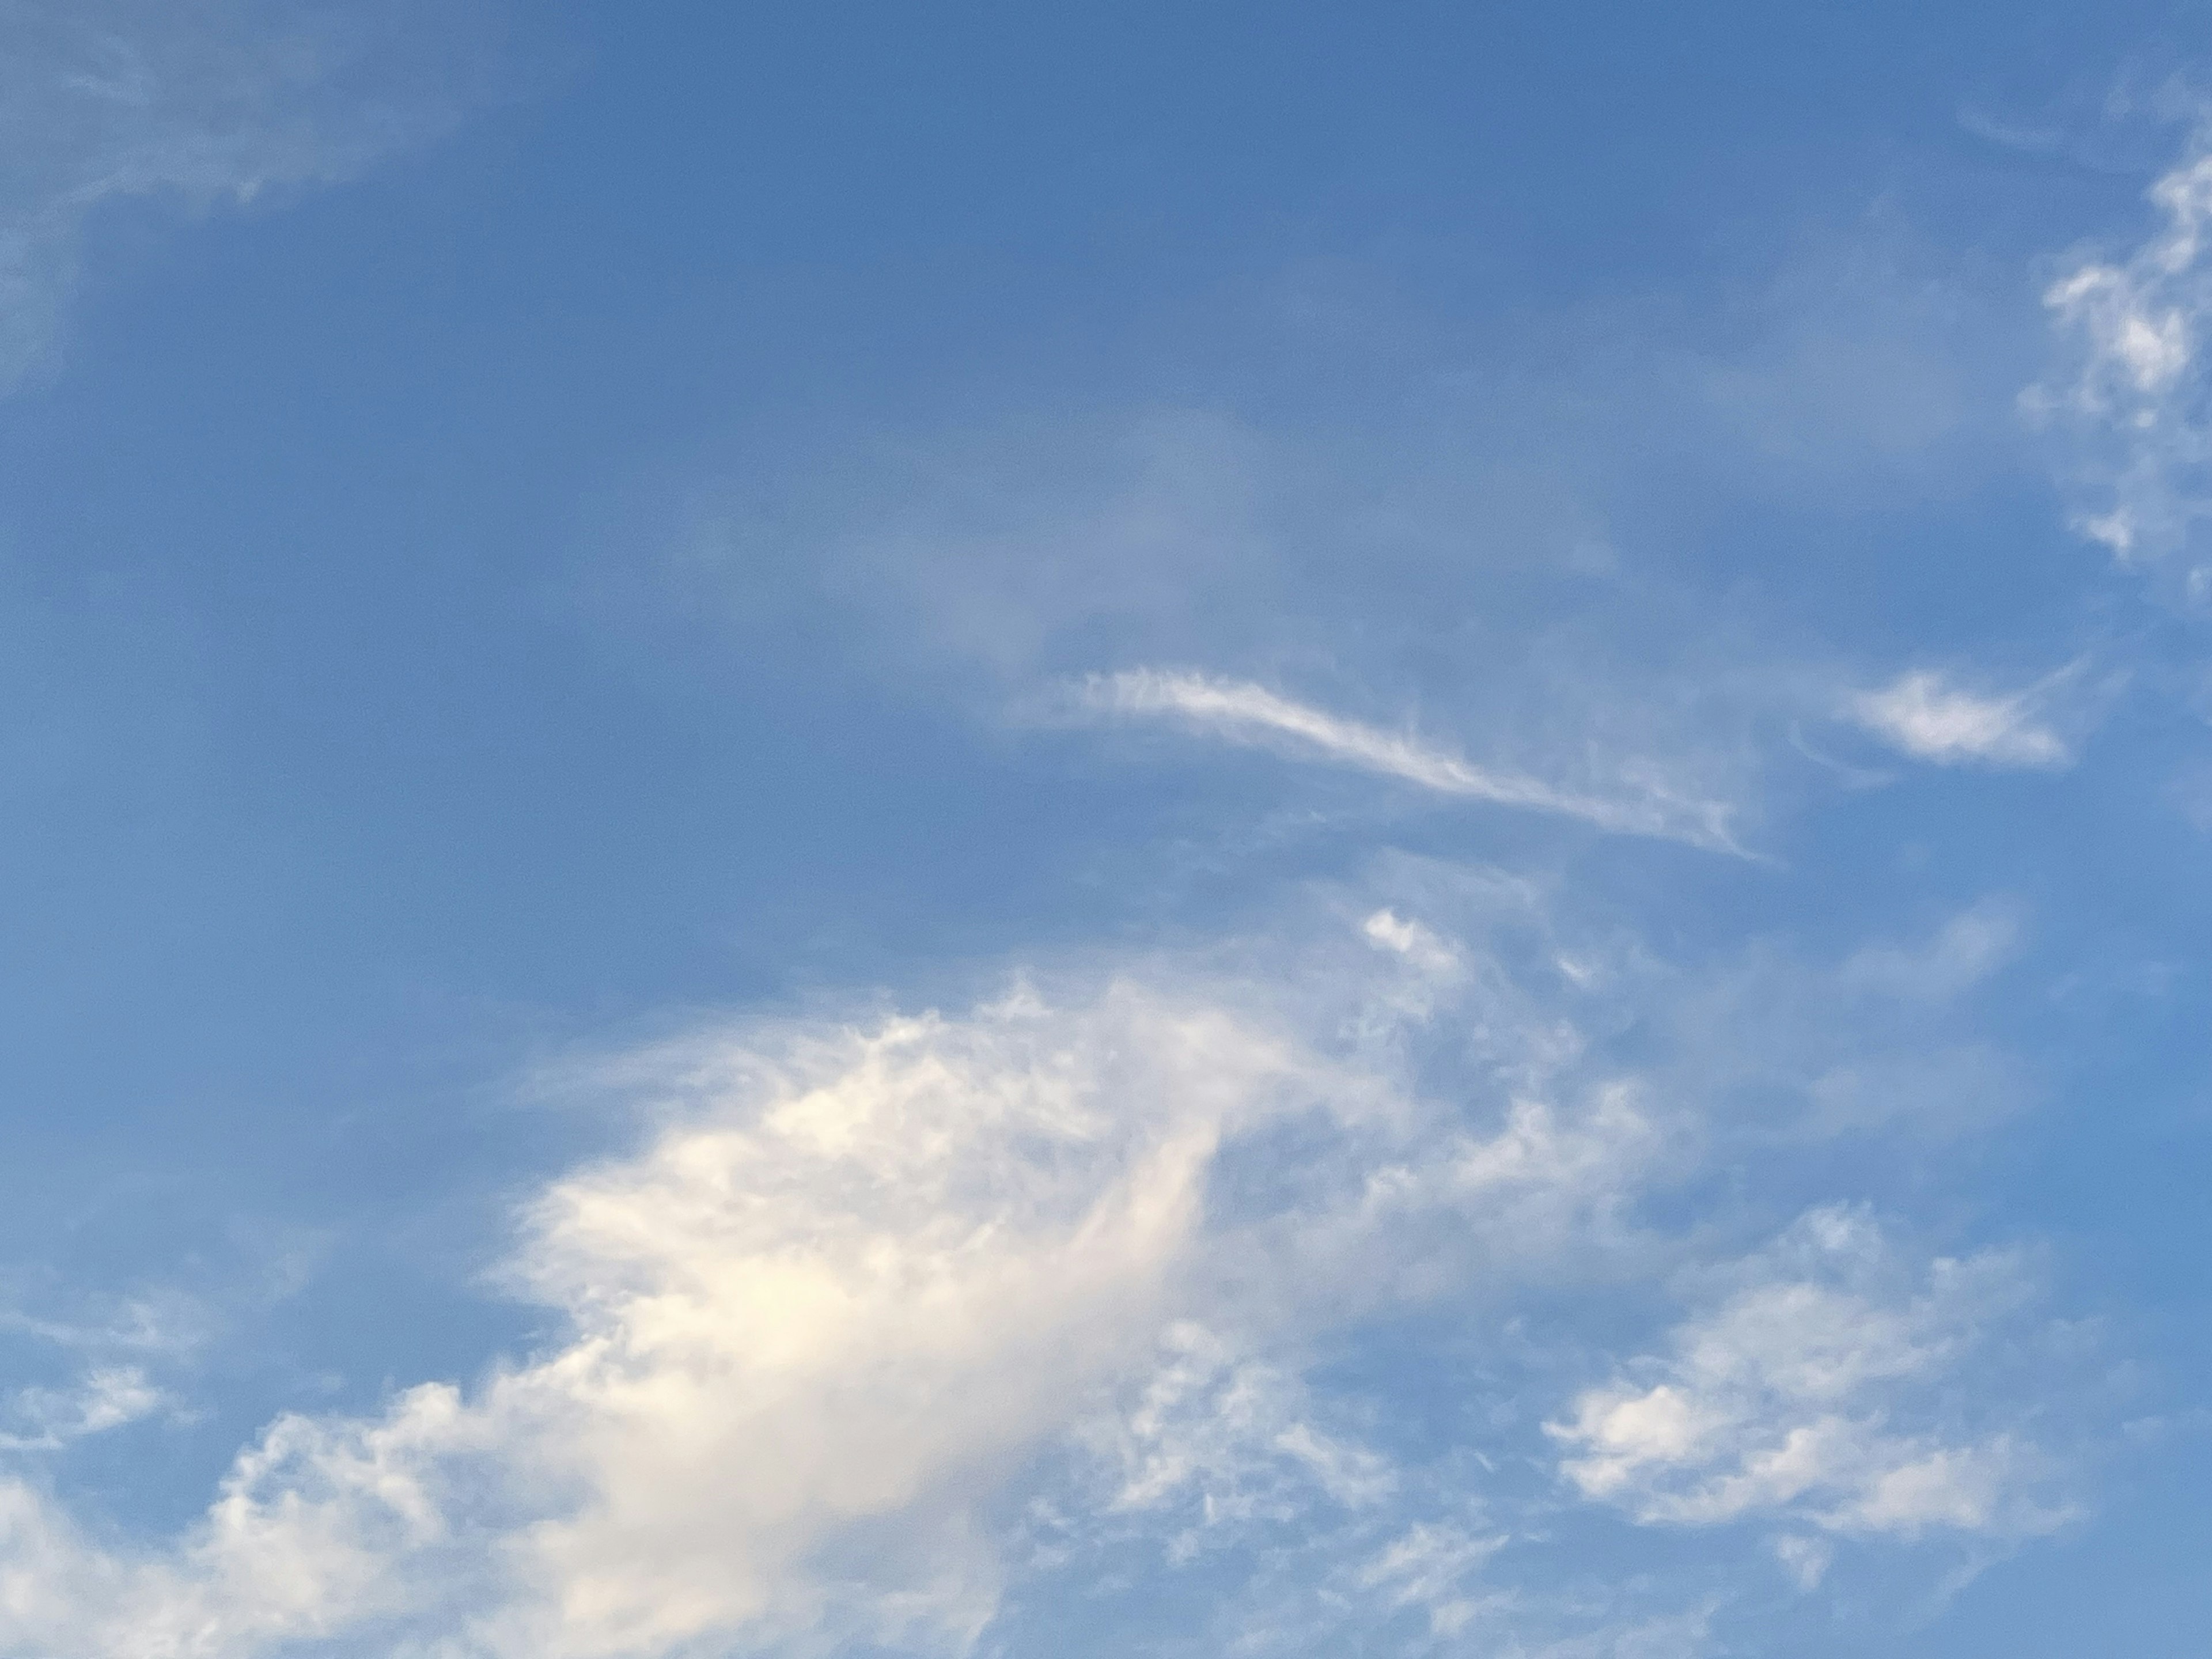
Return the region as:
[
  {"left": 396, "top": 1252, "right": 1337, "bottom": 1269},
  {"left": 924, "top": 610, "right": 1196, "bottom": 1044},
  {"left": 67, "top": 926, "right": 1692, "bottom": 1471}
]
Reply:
[{"left": 2, "top": 2, "right": 2211, "bottom": 1653}]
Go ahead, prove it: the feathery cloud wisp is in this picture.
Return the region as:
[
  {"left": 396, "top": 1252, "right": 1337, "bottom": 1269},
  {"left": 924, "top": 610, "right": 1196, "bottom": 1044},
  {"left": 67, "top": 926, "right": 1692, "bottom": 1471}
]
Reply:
[
  {"left": 1548, "top": 1206, "right": 2066, "bottom": 1540},
  {"left": 1848, "top": 669, "right": 2071, "bottom": 768},
  {"left": 0, "top": 1, "right": 489, "bottom": 392},
  {"left": 2032, "top": 136, "right": 2212, "bottom": 601},
  {"left": 1077, "top": 668, "right": 1743, "bottom": 850}
]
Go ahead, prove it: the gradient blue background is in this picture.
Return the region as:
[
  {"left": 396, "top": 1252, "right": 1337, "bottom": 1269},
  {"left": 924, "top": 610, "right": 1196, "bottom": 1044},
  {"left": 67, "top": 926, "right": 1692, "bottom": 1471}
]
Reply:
[{"left": 2, "top": 3, "right": 2209, "bottom": 1650}]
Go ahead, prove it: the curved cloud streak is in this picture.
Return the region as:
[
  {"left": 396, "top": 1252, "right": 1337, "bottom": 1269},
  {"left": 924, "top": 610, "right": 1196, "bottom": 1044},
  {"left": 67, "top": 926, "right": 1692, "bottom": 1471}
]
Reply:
[{"left": 1076, "top": 668, "right": 1744, "bottom": 851}]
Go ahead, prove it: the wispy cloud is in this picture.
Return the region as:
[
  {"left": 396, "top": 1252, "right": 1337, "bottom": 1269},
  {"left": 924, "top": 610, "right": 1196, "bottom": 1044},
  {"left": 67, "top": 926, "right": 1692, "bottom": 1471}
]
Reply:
[
  {"left": 1353, "top": 1522, "right": 1507, "bottom": 1639},
  {"left": 2029, "top": 130, "right": 2212, "bottom": 601},
  {"left": 1548, "top": 1206, "right": 2069, "bottom": 1541},
  {"left": 0, "top": 983, "right": 1293, "bottom": 1656},
  {"left": 0, "top": 1, "right": 495, "bottom": 391},
  {"left": 1075, "top": 668, "right": 1744, "bottom": 851},
  {"left": 1847, "top": 669, "right": 2073, "bottom": 768},
  {"left": 0, "top": 1366, "right": 166, "bottom": 1452},
  {"left": 1084, "top": 1321, "right": 1396, "bottom": 1549},
  {"left": 0, "top": 878, "right": 2068, "bottom": 1656},
  {"left": 1839, "top": 897, "right": 2023, "bottom": 1001}
]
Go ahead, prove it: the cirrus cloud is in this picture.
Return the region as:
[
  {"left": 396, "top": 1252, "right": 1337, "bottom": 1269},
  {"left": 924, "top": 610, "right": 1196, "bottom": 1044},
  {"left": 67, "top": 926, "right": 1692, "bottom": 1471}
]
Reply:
[
  {"left": 1073, "top": 668, "right": 1746, "bottom": 851},
  {"left": 1847, "top": 668, "right": 2074, "bottom": 769},
  {"left": 0, "top": 0, "right": 499, "bottom": 392}
]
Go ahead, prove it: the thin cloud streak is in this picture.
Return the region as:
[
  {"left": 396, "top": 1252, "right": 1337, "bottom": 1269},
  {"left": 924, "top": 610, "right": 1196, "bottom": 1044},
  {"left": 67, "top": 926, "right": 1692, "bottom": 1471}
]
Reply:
[{"left": 1077, "top": 668, "right": 1745, "bottom": 852}]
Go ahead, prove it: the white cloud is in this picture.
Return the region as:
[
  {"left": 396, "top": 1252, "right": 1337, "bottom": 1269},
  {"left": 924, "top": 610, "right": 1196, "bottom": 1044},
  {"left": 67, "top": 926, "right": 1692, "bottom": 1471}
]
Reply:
[
  {"left": 0, "top": 972, "right": 1411, "bottom": 1658},
  {"left": 1077, "top": 668, "right": 1744, "bottom": 850},
  {"left": 467, "top": 984, "right": 1317, "bottom": 1657},
  {"left": 0, "top": 0, "right": 490, "bottom": 391},
  {"left": 0, "top": 1366, "right": 166, "bottom": 1452},
  {"left": 0, "top": 900, "right": 1598, "bottom": 1653},
  {"left": 0, "top": 1291, "right": 208, "bottom": 1358},
  {"left": 1354, "top": 1522, "right": 1506, "bottom": 1638},
  {"left": 2031, "top": 135, "right": 2212, "bottom": 599},
  {"left": 0, "top": 884, "right": 2082, "bottom": 1657},
  {"left": 1548, "top": 1206, "right": 2067, "bottom": 1540},
  {"left": 1848, "top": 670, "right": 2071, "bottom": 768},
  {"left": 1350, "top": 1084, "right": 1661, "bottom": 1268},
  {"left": 1082, "top": 1321, "right": 1395, "bottom": 1558},
  {"left": 1361, "top": 907, "right": 1460, "bottom": 975}
]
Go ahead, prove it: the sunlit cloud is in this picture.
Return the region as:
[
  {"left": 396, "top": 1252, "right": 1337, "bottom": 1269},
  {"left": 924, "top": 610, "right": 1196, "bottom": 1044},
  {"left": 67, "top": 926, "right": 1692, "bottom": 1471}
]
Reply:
[{"left": 0, "top": 880, "right": 2074, "bottom": 1656}]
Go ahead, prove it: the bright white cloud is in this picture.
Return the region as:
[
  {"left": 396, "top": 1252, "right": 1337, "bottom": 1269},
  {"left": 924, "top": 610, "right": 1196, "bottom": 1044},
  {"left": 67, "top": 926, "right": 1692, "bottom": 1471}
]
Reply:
[
  {"left": 1361, "top": 907, "right": 1460, "bottom": 976},
  {"left": 0, "top": 964, "right": 1461, "bottom": 1658},
  {"left": 1548, "top": 1206, "right": 2067, "bottom": 1540},
  {"left": 0, "top": 885, "right": 2078, "bottom": 1657},
  {"left": 1848, "top": 669, "right": 2071, "bottom": 768},
  {"left": 476, "top": 987, "right": 1320, "bottom": 1659},
  {"left": 1078, "top": 668, "right": 1744, "bottom": 850}
]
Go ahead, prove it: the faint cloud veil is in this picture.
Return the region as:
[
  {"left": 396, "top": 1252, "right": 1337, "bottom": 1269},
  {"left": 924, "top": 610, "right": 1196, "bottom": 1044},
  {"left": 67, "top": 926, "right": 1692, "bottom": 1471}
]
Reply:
[{"left": 0, "top": 0, "right": 505, "bottom": 392}]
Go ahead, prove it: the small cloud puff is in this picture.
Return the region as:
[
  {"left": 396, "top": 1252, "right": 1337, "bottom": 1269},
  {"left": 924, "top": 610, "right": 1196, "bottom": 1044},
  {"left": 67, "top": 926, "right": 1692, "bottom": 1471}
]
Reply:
[
  {"left": 0, "top": 1366, "right": 166, "bottom": 1452},
  {"left": 1362, "top": 908, "right": 1461, "bottom": 977},
  {"left": 1848, "top": 669, "right": 2071, "bottom": 768}
]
